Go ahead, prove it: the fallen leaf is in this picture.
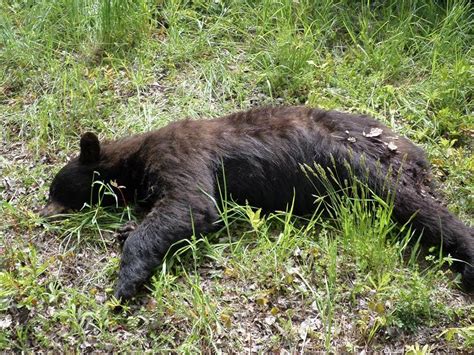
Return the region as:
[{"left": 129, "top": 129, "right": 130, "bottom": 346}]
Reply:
[
  {"left": 256, "top": 296, "right": 269, "bottom": 306},
  {"left": 0, "top": 315, "right": 12, "bottom": 329},
  {"left": 369, "top": 301, "right": 385, "bottom": 315},
  {"left": 146, "top": 298, "right": 158, "bottom": 311},
  {"left": 364, "top": 127, "right": 383, "bottom": 137},
  {"left": 224, "top": 267, "right": 236, "bottom": 278},
  {"left": 387, "top": 141, "right": 398, "bottom": 151},
  {"left": 298, "top": 317, "right": 322, "bottom": 339},
  {"left": 220, "top": 313, "right": 232, "bottom": 328},
  {"left": 265, "top": 315, "right": 276, "bottom": 325}
]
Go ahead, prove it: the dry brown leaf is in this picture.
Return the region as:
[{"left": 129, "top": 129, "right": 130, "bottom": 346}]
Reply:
[
  {"left": 364, "top": 127, "right": 383, "bottom": 137},
  {"left": 387, "top": 141, "right": 398, "bottom": 151},
  {"left": 264, "top": 315, "right": 276, "bottom": 325}
]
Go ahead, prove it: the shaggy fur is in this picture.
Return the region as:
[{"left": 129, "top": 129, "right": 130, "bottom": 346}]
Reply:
[{"left": 40, "top": 106, "right": 474, "bottom": 300}]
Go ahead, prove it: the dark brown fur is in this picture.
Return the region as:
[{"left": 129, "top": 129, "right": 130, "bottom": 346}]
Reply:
[{"left": 41, "top": 106, "right": 474, "bottom": 300}]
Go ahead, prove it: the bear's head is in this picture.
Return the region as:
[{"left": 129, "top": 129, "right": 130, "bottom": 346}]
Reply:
[{"left": 40, "top": 132, "right": 102, "bottom": 217}]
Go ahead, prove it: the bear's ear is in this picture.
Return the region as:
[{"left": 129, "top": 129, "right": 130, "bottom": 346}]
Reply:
[{"left": 79, "top": 132, "right": 101, "bottom": 164}]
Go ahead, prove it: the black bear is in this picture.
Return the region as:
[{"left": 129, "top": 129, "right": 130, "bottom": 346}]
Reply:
[{"left": 40, "top": 106, "right": 473, "bottom": 300}]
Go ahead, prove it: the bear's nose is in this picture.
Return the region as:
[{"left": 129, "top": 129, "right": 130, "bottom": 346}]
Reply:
[{"left": 39, "top": 201, "right": 68, "bottom": 218}]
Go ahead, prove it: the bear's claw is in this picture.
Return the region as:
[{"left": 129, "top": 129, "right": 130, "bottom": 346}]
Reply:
[{"left": 114, "top": 220, "right": 138, "bottom": 246}]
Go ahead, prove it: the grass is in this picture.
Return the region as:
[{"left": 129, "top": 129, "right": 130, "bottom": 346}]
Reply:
[{"left": 1, "top": 0, "right": 473, "bottom": 351}]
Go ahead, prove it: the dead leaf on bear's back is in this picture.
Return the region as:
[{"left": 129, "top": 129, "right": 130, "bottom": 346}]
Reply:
[
  {"left": 387, "top": 142, "right": 398, "bottom": 151},
  {"left": 364, "top": 127, "right": 383, "bottom": 138}
]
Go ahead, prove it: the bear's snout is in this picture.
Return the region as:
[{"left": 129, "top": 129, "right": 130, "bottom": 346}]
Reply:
[{"left": 39, "top": 201, "right": 68, "bottom": 218}]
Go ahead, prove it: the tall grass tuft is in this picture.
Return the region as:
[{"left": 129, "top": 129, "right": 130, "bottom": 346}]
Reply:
[{"left": 99, "top": 0, "right": 154, "bottom": 52}]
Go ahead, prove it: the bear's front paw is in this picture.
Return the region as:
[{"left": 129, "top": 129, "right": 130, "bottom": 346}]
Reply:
[
  {"left": 114, "top": 280, "right": 138, "bottom": 302},
  {"left": 114, "top": 220, "right": 138, "bottom": 246}
]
